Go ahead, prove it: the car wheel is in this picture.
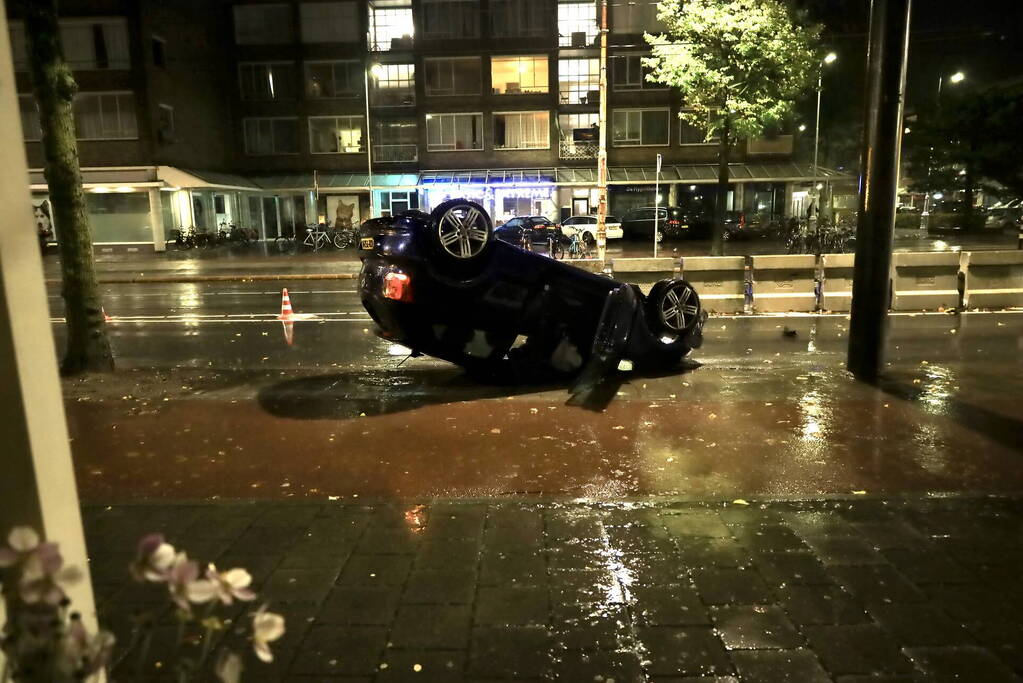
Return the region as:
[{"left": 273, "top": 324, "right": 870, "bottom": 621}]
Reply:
[
  {"left": 429, "top": 199, "right": 493, "bottom": 262},
  {"left": 647, "top": 279, "right": 701, "bottom": 335},
  {"left": 582, "top": 231, "right": 596, "bottom": 247}
]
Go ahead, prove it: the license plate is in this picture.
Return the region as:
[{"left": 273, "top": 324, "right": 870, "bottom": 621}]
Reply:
[
  {"left": 680, "top": 224, "right": 689, "bottom": 230},
  {"left": 359, "top": 237, "right": 375, "bottom": 250}
]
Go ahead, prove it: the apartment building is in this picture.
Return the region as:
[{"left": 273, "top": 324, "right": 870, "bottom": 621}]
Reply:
[{"left": 12, "top": 0, "right": 839, "bottom": 249}]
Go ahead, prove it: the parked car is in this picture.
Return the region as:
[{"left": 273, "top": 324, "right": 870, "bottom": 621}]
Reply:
[
  {"left": 358, "top": 199, "right": 706, "bottom": 397},
  {"left": 984, "top": 201, "right": 1022, "bottom": 231},
  {"left": 560, "top": 215, "right": 624, "bottom": 244},
  {"left": 495, "top": 216, "right": 565, "bottom": 246},
  {"left": 927, "top": 200, "right": 987, "bottom": 233},
  {"left": 621, "top": 207, "right": 710, "bottom": 240}
]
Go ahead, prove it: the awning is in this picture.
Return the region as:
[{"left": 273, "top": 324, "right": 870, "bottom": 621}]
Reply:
[
  {"left": 29, "top": 166, "right": 162, "bottom": 192},
  {"left": 420, "top": 169, "right": 558, "bottom": 186},
  {"left": 251, "top": 173, "right": 420, "bottom": 191},
  {"left": 158, "top": 166, "right": 260, "bottom": 191},
  {"left": 605, "top": 163, "right": 852, "bottom": 184}
]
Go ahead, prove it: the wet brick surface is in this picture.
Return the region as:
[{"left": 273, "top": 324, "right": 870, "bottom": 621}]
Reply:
[{"left": 81, "top": 496, "right": 1023, "bottom": 681}]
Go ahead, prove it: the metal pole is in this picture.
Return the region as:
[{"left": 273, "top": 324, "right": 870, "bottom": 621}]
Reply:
[
  {"left": 596, "top": 0, "right": 609, "bottom": 266},
  {"left": 847, "top": 0, "right": 912, "bottom": 380},
  {"left": 653, "top": 153, "right": 661, "bottom": 257},
  {"left": 811, "top": 71, "right": 822, "bottom": 220},
  {"left": 364, "top": 65, "right": 375, "bottom": 216}
]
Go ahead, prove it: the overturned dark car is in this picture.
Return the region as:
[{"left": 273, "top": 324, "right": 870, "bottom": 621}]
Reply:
[{"left": 358, "top": 199, "right": 706, "bottom": 399}]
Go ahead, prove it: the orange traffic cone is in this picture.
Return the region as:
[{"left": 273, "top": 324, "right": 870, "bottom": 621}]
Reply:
[
  {"left": 278, "top": 288, "right": 294, "bottom": 321},
  {"left": 281, "top": 320, "right": 295, "bottom": 346},
  {"left": 102, "top": 307, "right": 111, "bottom": 322}
]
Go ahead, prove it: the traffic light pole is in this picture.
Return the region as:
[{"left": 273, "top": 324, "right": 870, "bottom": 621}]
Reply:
[
  {"left": 847, "top": 0, "right": 912, "bottom": 379},
  {"left": 595, "top": 0, "right": 608, "bottom": 266}
]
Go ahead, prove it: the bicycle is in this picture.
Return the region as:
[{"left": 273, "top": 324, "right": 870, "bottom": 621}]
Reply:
[
  {"left": 547, "top": 234, "right": 565, "bottom": 260},
  {"left": 173, "top": 226, "right": 212, "bottom": 250},
  {"left": 331, "top": 225, "right": 360, "bottom": 249},
  {"left": 565, "top": 233, "right": 592, "bottom": 259}
]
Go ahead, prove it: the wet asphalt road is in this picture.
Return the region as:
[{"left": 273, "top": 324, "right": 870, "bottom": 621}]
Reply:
[{"left": 50, "top": 280, "right": 1023, "bottom": 503}]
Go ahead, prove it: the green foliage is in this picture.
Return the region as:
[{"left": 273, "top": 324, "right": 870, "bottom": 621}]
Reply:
[{"left": 644, "top": 0, "right": 822, "bottom": 141}]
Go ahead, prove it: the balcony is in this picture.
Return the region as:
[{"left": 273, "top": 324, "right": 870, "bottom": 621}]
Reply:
[
  {"left": 371, "top": 88, "right": 416, "bottom": 107},
  {"left": 560, "top": 140, "right": 598, "bottom": 160},
  {"left": 374, "top": 143, "right": 418, "bottom": 162},
  {"left": 747, "top": 134, "right": 794, "bottom": 156}
]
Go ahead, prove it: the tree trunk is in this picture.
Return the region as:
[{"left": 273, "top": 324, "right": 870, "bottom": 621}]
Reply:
[
  {"left": 712, "top": 116, "right": 731, "bottom": 256},
  {"left": 22, "top": 0, "right": 114, "bottom": 374}
]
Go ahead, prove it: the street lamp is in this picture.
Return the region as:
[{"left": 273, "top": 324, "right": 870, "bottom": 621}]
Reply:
[
  {"left": 364, "top": 64, "right": 383, "bottom": 216},
  {"left": 924, "top": 71, "right": 966, "bottom": 227},
  {"left": 810, "top": 51, "right": 837, "bottom": 226}
]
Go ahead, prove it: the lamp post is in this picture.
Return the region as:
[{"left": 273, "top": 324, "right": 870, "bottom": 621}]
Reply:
[
  {"left": 365, "top": 63, "right": 382, "bottom": 217},
  {"left": 809, "top": 51, "right": 837, "bottom": 228},
  {"left": 922, "top": 70, "right": 965, "bottom": 228}
]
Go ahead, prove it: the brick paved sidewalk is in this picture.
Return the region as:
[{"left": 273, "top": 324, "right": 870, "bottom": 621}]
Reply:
[{"left": 82, "top": 496, "right": 1023, "bottom": 682}]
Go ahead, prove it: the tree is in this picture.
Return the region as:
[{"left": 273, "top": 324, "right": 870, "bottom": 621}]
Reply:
[
  {"left": 21, "top": 0, "right": 114, "bottom": 373},
  {"left": 904, "top": 83, "right": 1023, "bottom": 221},
  {"left": 645, "top": 0, "right": 821, "bottom": 254}
]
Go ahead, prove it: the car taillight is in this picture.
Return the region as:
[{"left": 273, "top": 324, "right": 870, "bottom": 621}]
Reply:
[
  {"left": 668, "top": 219, "right": 680, "bottom": 226},
  {"left": 382, "top": 271, "right": 412, "bottom": 302}
]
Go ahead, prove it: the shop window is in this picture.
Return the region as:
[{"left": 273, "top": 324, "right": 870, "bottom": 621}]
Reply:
[
  {"left": 233, "top": 4, "right": 294, "bottom": 44},
  {"left": 243, "top": 117, "right": 299, "bottom": 155},
  {"left": 425, "top": 113, "right": 483, "bottom": 151},
  {"left": 494, "top": 111, "right": 549, "bottom": 150},
  {"left": 558, "top": 1, "right": 597, "bottom": 47},
  {"left": 305, "top": 61, "right": 361, "bottom": 99},
  {"left": 492, "top": 55, "right": 548, "bottom": 95},
  {"left": 371, "top": 63, "right": 415, "bottom": 106},
  {"left": 374, "top": 119, "right": 418, "bottom": 162},
  {"left": 612, "top": 54, "right": 663, "bottom": 91},
  {"left": 19, "top": 95, "right": 41, "bottom": 141},
  {"left": 612, "top": 108, "right": 669, "bottom": 146},
  {"left": 73, "top": 92, "right": 137, "bottom": 140},
  {"left": 239, "top": 62, "right": 297, "bottom": 101},
  {"left": 86, "top": 192, "right": 152, "bottom": 243},
  {"left": 559, "top": 59, "right": 599, "bottom": 105},
  {"left": 300, "top": 2, "right": 359, "bottom": 43},
  {"left": 369, "top": 2, "right": 414, "bottom": 52},
  {"left": 380, "top": 191, "right": 419, "bottom": 217},
  {"left": 421, "top": 0, "right": 479, "bottom": 39},
  {"left": 490, "top": 0, "right": 547, "bottom": 37},
  {"left": 424, "top": 57, "right": 481, "bottom": 96},
  {"left": 679, "top": 110, "right": 718, "bottom": 145},
  {"left": 309, "top": 115, "right": 365, "bottom": 154}
]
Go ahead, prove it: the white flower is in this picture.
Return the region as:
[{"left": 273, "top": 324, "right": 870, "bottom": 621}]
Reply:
[
  {"left": 0, "top": 526, "right": 40, "bottom": 567},
  {"left": 131, "top": 533, "right": 176, "bottom": 582},
  {"left": 214, "top": 650, "right": 244, "bottom": 683},
  {"left": 252, "top": 605, "right": 286, "bottom": 663},
  {"left": 206, "top": 565, "right": 256, "bottom": 605},
  {"left": 166, "top": 552, "right": 217, "bottom": 611}
]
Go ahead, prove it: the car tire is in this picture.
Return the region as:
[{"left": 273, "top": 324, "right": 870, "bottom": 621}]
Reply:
[
  {"left": 582, "top": 231, "right": 596, "bottom": 247},
  {"left": 646, "top": 279, "right": 701, "bottom": 336},
  {"left": 427, "top": 199, "right": 493, "bottom": 266}
]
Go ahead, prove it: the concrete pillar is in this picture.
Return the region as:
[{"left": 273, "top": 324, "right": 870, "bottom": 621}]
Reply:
[
  {"left": 784, "top": 183, "right": 795, "bottom": 218},
  {"left": 0, "top": 2, "right": 96, "bottom": 633},
  {"left": 734, "top": 183, "right": 745, "bottom": 213},
  {"left": 668, "top": 183, "right": 678, "bottom": 207},
  {"left": 148, "top": 188, "right": 166, "bottom": 252}
]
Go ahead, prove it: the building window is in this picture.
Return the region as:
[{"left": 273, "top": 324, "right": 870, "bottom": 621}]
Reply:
[
  {"left": 60, "top": 19, "right": 130, "bottom": 69},
  {"left": 679, "top": 111, "right": 718, "bottom": 145},
  {"left": 494, "top": 111, "right": 549, "bottom": 150},
  {"left": 152, "top": 36, "right": 166, "bottom": 68},
  {"left": 557, "top": 112, "right": 599, "bottom": 158},
  {"left": 612, "top": 108, "right": 669, "bottom": 146},
  {"left": 490, "top": 0, "right": 547, "bottom": 37},
  {"left": 559, "top": 58, "right": 599, "bottom": 105},
  {"left": 243, "top": 117, "right": 299, "bottom": 155},
  {"left": 380, "top": 191, "right": 419, "bottom": 217},
  {"left": 239, "top": 62, "right": 297, "bottom": 100},
  {"left": 425, "top": 113, "right": 483, "bottom": 151},
  {"left": 19, "top": 95, "right": 41, "bottom": 141},
  {"left": 421, "top": 0, "right": 479, "bottom": 39},
  {"left": 369, "top": 3, "right": 414, "bottom": 51},
  {"left": 73, "top": 92, "right": 137, "bottom": 140},
  {"left": 234, "top": 4, "right": 294, "bottom": 44},
  {"left": 374, "top": 119, "right": 418, "bottom": 162},
  {"left": 157, "top": 104, "right": 174, "bottom": 141},
  {"left": 611, "top": 1, "right": 664, "bottom": 33},
  {"left": 612, "top": 54, "right": 663, "bottom": 90},
  {"left": 424, "top": 57, "right": 481, "bottom": 96},
  {"left": 305, "top": 61, "right": 360, "bottom": 99},
  {"left": 309, "top": 115, "right": 365, "bottom": 154},
  {"left": 300, "top": 2, "right": 359, "bottom": 43},
  {"left": 558, "top": 2, "right": 597, "bottom": 47},
  {"left": 491, "top": 56, "right": 548, "bottom": 95},
  {"left": 371, "top": 63, "right": 415, "bottom": 106}
]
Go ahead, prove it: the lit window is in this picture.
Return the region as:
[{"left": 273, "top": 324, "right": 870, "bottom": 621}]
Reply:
[
  {"left": 243, "top": 117, "right": 299, "bottom": 155},
  {"left": 421, "top": 0, "right": 479, "bottom": 39},
  {"left": 305, "top": 61, "right": 361, "bottom": 98},
  {"left": 558, "top": 59, "right": 599, "bottom": 105},
  {"left": 492, "top": 56, "right": 548, "bottom": 95},
  {"left": 371, "top": 63, "right": 415, "bottom": 106},
  {"left": 309, "top": 115, "right": 365, "bottom": 154},
  {"left": 425, "top": 113, "right": 483, "bottom": 151},
  {"left": 558, "top": 1, "right": 597, "bottom": 47},
  {"left": 374, "top": 119, "right": 418, "bottom": 162},
  {"left": 369, "top": 3, "right": 414, "bottom": 51},
  {"left": 300, "top": 2, "right": 359, "bottom": 43},
  {"left": 239, "top": 63, "right": 297, "bottom": 100},
  {"left": 73, "top": 92, "right": 137, "bottom": 140},
  {"left": 19, "top": 95, "right": 41, "bottom": 141},
  {"left": 424, "top": 57, "right": 481, "bottom": 96},
  {"left": 612, "top": 54, "right": 664, "bottom": 91},
  {"left": 60, "top": 19, "right": 130, "bottom": 69},
  {"left": 233, "top": 4, "right": 294, "bottom": 44},
  {"left": 557, "top": 113, "right": 599, "bottom": 158},
  {"left": 679, "top": 111, "right": 718, "bottom": 145},
  {"left": 612, "top": 108, "right": 669, "bottom": 146},
  {"left": 491, "top": 0, "right": 548, "bottom": 37},
  {"left": 494, "top": 111, "right": 550, "bottom": 150}
]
